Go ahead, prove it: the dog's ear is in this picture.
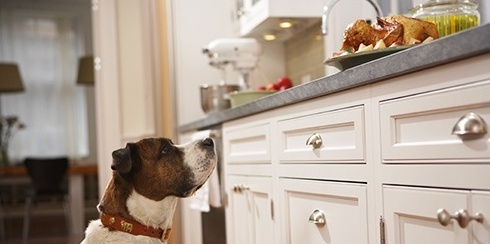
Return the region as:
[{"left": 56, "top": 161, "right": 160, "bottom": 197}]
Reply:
[{"left": 111, "top": 143, "right": 133, "bottom": 173}]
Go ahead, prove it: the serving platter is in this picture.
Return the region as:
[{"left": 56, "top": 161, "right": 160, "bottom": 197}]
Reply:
[{"left": 324, "top": 46, "right": 411, "bottom": 71}]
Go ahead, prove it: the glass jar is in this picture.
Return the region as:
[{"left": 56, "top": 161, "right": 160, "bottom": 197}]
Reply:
[{"left": 410, "top": 0, "right": 480, "bottom": 37}]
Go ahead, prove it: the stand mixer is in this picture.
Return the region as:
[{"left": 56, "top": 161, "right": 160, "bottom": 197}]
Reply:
[{"left": 202, "top": 38, "right": 261, "bottom": 90}]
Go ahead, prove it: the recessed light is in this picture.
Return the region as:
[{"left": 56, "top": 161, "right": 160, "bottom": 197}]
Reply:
[
  {"left": 279, "top": 21, "right": 293, "bottom": 28},
  {"left": 263, "top": 33, "right": 276, "bottom": 41}
]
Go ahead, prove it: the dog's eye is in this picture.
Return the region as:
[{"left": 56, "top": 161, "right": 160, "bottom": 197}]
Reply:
[{"left": 162, "top": 146, "right": 171, "bottom": 154}]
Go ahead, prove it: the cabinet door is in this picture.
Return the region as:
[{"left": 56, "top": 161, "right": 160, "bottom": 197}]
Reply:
[
  {"left": 225, "top": 175, "right": 274, "bottom": 244},
  {"left": 471, "top": 191, "right": 490, "bottom": 244},
  {"left": 280, "top": 178, "right": 368, "bottom": 244},
  {"left": 249, "top": 176, "right": 274, "bottom": 244},
  {"left": 226, "top": 175, "right": 253, "bottom": 244},
  {"left": 383, "top": 185, "right": 470, "bottom": 244}
]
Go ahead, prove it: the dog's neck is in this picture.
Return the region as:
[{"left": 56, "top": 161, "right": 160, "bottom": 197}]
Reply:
[
  {"left": 126, "top": 189, "right": 178, "bottom": 230},
  {"left": 98, "top": 178, "right": 177, "bottom": 240}
]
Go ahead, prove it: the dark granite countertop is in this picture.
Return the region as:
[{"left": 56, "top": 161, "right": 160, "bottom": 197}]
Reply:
[{"left": 179, "top": 23, "right": 490, "bottom": 133}]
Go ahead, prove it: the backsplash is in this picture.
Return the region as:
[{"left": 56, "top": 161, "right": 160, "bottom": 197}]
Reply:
[{"left": 285, "top": 22, "right": 326, "bottom": 85}]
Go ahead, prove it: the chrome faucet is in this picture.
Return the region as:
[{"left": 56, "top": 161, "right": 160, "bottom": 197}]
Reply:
[{"left": 321, "top": 0, "right": 384, "bottom": 35}]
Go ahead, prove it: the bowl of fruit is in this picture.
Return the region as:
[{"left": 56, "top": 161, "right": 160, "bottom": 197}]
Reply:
[{"left": 229, "top": 77, "right": 293, "bottom": 108}]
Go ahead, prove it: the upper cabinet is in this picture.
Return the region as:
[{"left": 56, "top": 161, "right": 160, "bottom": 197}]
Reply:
[{"left": 235, "top": 0, "right": 324, "bottom": 41}]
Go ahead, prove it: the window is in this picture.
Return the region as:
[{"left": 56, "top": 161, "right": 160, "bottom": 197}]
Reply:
[{"left": 0, "top": 9, "right": 89, "bottom": 162}]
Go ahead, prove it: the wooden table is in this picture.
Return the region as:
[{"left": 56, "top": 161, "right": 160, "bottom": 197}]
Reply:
[{"left": 0, "top": 163, "right": 98, "bottom": 235}]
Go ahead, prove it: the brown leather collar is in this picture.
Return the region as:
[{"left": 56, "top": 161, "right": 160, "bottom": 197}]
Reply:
[{"left": 101, "top": 212, "right": 171, "bottom": 241}]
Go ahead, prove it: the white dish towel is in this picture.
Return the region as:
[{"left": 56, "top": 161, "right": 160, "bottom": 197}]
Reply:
[{"left": 188, "top": 130, "right": 222, "bottom": 212}]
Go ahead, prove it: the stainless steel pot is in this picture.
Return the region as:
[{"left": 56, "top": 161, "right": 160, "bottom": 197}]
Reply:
[{"left": 200, "top": 83, "right": 241, "bottom": 114}]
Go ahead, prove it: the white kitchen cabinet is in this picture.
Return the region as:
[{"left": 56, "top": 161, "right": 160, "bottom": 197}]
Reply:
[
  {"left": 223, "top": 89, "right": 373, "bottom": 243},
  {"left": 226, "top": 175, "right": 274, "bottom": 244},
  {"left": 236, "top": 0, "right": 324, "bottom": 38},
  {"left": 383, "top": 185, "right": 490, "bottom": 244},
  {"left": 222, "top": 54, "right": 490, "bottom": 243},
  {"left": 279, "top": 178, "right": 368, "bottom": 244}
]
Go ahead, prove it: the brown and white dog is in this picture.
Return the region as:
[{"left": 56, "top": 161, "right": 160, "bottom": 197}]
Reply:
[{"left": 81, "top": 137, "right": 217, "bottom": 244}]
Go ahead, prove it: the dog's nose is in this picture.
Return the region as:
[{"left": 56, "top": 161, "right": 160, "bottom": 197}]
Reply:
[{"left": 202, "top": 137, "right": 214, "bottom": 147}]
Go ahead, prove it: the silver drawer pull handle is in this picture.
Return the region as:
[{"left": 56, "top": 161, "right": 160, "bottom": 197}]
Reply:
[
  {"left": 306, "top": 133, "right": 323, "bottom": 149},
  {"left": 308, "top": 209, "right": 326, "bottom": 225},
  {"left": 452, "top": 112, "right": 487, "bottom": 136},
  {"left": 437, "top": 209, "right": 484, "bottom": 228}
]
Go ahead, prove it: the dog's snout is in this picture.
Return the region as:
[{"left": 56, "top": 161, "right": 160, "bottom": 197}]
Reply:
[{"left": 202, "top": 137, "right": 214, "bottom": 147}]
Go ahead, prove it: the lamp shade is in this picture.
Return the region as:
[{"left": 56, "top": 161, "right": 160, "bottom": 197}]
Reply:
[
  {"left": 0, "top": 63, "right": 25, "bottom": 93},
  {"left": 76, "top": 56, "right": 94, "bottom": 85}
]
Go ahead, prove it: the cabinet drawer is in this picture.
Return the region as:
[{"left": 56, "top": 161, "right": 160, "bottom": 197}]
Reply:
[
  {"left": 277, "top": 106, "right": 365, "bottom": 163},
  {"left": 379, "top": 81, "right": 490, "bottom": 163},
  {"left": 223, "top": 123, "right": 270, "bottom": 164},
  {"left": 279, "top": 178, "right": 368, "bottom": 244}
]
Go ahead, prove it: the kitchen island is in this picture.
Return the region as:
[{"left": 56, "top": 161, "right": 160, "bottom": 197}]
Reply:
[{"left": 179, "top": 23, "right": 490, "bottom": 244}]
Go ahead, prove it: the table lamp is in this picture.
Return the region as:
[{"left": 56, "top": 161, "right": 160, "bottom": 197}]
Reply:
[
  {"left": 0, "top": 63, "right": 25, "bottom": 93},
  {"left": 76, "top": 56, "right": 94, "bottom": 85}
]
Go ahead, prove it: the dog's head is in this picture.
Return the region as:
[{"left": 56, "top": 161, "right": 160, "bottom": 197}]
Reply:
[{"left": 110, "top": 137, "right": 217, "bottom": 200}]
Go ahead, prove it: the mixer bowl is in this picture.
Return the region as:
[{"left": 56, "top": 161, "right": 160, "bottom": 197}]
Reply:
[{"left": 200, "top": 83, "right": 241, "bottom": 114}]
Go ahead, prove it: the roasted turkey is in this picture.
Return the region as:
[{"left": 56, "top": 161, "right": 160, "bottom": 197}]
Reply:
[{"left": 341, "top": 15, "right": 439, "bottom": 51}]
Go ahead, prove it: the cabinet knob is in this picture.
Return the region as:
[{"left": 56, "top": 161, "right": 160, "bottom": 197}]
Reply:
[
  {"left": 452, "top": 112, "right": 487, "bottom": 136},
  {"left": 306, "top": 133, "right": 323, "bottom": 149},
  {"left": 232, "top": 184, "right": 249, "bottom": 193},
  {"left": 91, "top": 0, "right": 99, "bottom": 11},
  {"left": 437, "top": 209, "right": 484, "bottom": 228},
  {"left": 94, "top": 57, "right": 102, "bottom": 71},
  {"left": 308, "top": 209, "right": 326, "bottom": 225},
  {"left": 236, "top": 8, "right": 246, "bottom": 17}
]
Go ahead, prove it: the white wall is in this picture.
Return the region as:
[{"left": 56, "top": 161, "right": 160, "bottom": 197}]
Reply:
[
  {"left": 170, "top": 0, "right": 286, "bottom": 126},
  {"left": 92, "top": 0, "right": 161, "bottom": 197},
  {"left": 170, "top": 0, "right": 235, "bottom": 126}
]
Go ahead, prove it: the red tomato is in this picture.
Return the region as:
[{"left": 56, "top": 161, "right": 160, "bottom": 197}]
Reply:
[{"left": 276, "top": 77, "right": 293, "bottom": 90}]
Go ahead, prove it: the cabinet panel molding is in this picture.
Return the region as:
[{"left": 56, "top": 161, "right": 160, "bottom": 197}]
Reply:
[
  {"left": 224, "top": 122, "right": 271, "bottom": 164},
  {"left": 280, "top": 178, "right": 368, "bottom": 244},
  {"left": 225, "top": 175, "right": 274, "bottom": 244},
  {"left": 380, "top": 80, "right": 490, "bottom": 163},
  {"left": 277, "top": 106, "right": 366, "bottom": 163},
  {"left": 383, "top": 185, "right": 470, "bottom": 243}
]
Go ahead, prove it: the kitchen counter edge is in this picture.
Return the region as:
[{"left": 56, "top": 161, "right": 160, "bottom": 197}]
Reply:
[{"left": 179, "top": 23, "right": 490, "bottom": 133}]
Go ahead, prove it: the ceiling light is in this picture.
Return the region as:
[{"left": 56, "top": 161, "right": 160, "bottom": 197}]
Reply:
[
  {"left": 263, "top": 33, "right": 276, "bottom": 41},
  {"left": 279, "top": 21, "right": 293, "bottom": 28}
]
